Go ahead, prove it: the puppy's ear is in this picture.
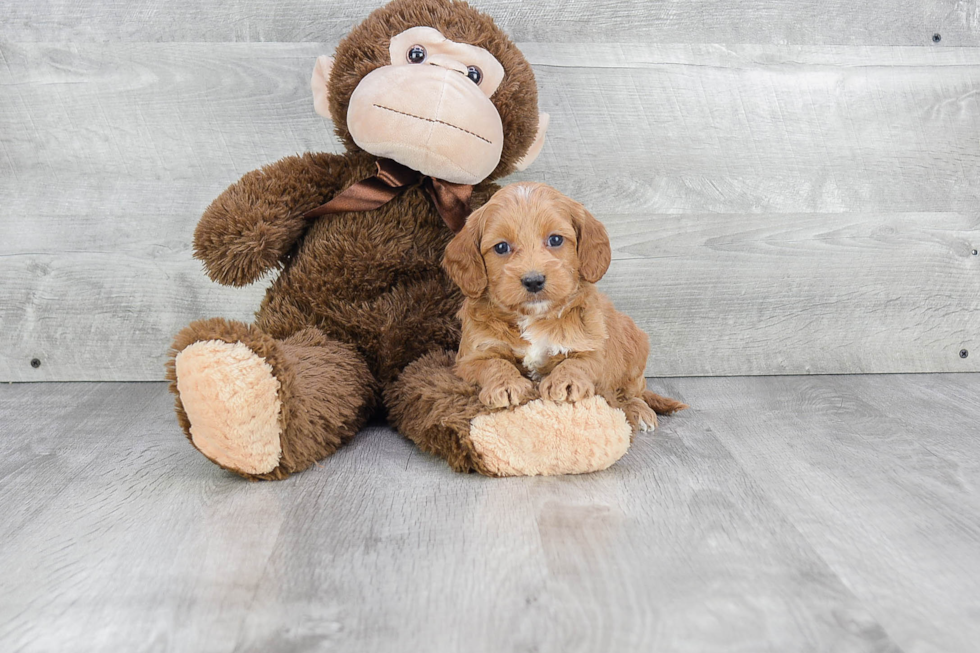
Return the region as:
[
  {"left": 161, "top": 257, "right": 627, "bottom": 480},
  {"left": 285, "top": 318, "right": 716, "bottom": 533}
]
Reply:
[
  {"left": 567, "top": 200, "right": 611, "bottom": 283},
  {"left": 443, "top": 206, "right": 488, "bottom": 298}
]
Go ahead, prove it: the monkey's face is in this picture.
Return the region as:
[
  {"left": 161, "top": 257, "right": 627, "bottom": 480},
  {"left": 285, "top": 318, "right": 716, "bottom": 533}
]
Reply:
[
  {"left": 348, "top": 27, "right": 505, "bottom": 184},
  {"left": 326, "top": 27, "right": 507, "bottom": 185},
  {"left": 313, "top": 2, "right": 550, "bottom": 185}
]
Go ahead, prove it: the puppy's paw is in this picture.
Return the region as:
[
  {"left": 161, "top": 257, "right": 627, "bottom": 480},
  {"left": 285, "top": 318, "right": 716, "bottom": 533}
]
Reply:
[
  {"left": 622, "top": 399, "right": 658, "bottom": 433},
  {"left": 539, "top": 369, "right": 596, "bottom": 403},
  {"left": 479, "top": 376, "right": 535, "bottom": 408}
]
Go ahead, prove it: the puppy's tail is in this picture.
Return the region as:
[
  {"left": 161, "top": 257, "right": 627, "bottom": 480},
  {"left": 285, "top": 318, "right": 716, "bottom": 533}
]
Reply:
[{"left": 643, "top": 390, "right": 689, "bottom": 415}]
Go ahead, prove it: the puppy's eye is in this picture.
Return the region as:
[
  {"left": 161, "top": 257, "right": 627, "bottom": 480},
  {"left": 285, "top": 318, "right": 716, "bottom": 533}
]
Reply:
[
  {"left": 466, "top": 66, "right": 483, "bottom": 84},
  {"left": 547, "top": 234, "right": 564, "bottom": 247},
  {"left": 407, "top": 45, "right": 427, "bottom": 64},
  {"left": 493, "top": 242, "right": 511, "bottom": 255}
]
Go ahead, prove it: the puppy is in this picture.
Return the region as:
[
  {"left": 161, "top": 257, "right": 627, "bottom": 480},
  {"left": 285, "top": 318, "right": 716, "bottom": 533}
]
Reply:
[{"left": 443, "top": 182, "right": 687, "bottom": 432}]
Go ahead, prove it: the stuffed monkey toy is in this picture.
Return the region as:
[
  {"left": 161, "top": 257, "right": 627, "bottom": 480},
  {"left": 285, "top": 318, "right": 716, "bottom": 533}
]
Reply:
[{"left": 167, "top": 0, "right": 641, "bottom": 480}]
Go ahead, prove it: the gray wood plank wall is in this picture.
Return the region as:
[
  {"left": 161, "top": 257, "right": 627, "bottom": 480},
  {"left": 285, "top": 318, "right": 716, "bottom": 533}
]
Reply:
[{"left": 1, "top": 2, "right": 979, "bottom": 381}]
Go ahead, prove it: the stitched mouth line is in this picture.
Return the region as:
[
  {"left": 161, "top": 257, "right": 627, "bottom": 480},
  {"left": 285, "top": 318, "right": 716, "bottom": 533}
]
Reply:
[{"left": 372, "top": 104, "right": 491, "bottom": 144}]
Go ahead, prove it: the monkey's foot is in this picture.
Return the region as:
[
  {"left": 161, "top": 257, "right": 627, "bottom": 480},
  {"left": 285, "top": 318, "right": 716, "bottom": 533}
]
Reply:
[
  {"left": 468, "top": 396, "right": 632, "bottom": 477},
  {"left": 174, "top": 340, "right": 283, "bottom": 476},
  {"left": 387, "top": 351, "right": 634, "bottom": 477}
]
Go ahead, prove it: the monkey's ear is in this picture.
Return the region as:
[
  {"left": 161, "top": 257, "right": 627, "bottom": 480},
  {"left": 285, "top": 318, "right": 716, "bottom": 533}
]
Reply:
[
  {"left": 443, "top": 207, "right": 489, "bottom": 298},
  {"left": 512, "top": 113, "right": 549, "bottom": 172},
  {"left": 311, "top": 55, "right": 334, "bottom": 119}
]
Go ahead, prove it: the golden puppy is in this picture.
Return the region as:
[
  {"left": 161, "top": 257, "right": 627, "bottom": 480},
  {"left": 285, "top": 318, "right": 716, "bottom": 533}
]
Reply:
[{"left": 443, "top": 182, "right": 687, "bottom": 432}]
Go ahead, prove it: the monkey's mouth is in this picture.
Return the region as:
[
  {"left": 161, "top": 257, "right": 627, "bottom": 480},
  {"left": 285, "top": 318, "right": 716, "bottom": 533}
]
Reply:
[{"left": 372, "top": 104, "right": 492, "bottom": 144}]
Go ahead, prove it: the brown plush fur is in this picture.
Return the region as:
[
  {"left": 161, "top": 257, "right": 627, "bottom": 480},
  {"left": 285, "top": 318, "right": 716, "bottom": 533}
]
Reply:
[
  {"left": 168, "top": 0, "right": 542, "bottom": 479},
  {"left": 443, "top": 183, "right": 688, "bottom": 430},
  {"left": 384, "top": 350, "right": 495, "bottom": 474}
]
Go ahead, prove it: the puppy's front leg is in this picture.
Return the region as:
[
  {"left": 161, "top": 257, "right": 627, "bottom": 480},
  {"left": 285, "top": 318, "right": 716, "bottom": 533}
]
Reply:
[
  {"left": 456, "top": 357, "right": 535, "bottom": 409},
  {"left": 539, "top": 356, "right": 599, "bottom": 403}
]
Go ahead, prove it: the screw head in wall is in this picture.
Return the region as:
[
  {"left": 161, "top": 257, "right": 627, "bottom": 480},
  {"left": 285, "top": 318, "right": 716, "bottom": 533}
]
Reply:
[
  {"left": 932, "top": 33, "right": 942, "bottom": 43},
  {"left": 961, "top": 349, "right": 970, "bottom": 359},
  {"left": 30, "top": 358, "right": 41, "bottom": 368}
]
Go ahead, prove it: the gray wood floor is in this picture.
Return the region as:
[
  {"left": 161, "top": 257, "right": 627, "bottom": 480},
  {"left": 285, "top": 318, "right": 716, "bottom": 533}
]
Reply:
[{"left": 1, "top": 374, "right": 979, "bottom": 653}]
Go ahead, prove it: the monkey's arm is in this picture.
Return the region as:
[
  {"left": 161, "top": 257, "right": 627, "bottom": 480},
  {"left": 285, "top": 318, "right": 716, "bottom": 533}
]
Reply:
[{"left": 193, "top": 152, "right": 351, "bottom": 286}]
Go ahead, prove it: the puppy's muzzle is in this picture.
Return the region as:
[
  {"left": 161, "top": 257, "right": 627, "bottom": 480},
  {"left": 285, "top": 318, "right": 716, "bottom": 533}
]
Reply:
[{"left": 521, "top": 272, "right": 546, "bottom": 294}]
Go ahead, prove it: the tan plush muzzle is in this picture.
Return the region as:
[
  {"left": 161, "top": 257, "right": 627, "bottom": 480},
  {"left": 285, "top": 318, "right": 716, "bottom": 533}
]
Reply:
[{"left": 346, "top": 64, "right": 504, "bottom": 184}]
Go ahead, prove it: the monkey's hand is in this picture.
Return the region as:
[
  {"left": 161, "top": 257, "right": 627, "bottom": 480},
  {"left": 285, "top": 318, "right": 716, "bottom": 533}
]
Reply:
[{"left": 193, "top": 152, "right": 349, "bottom": 286}]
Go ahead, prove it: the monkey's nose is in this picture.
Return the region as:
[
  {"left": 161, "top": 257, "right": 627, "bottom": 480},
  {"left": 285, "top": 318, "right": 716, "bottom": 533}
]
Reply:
[{"left": 521, "top": 272, "right": 546, "bottom": 294}]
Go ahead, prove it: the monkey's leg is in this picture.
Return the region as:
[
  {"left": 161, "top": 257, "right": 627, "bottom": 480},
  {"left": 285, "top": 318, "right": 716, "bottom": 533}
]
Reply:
[
  {"left": 166, "top": 318, "right": 374, "bottom": 480},
  {"left": 385, "top": 351, "right": 632, "bottom": 477}
]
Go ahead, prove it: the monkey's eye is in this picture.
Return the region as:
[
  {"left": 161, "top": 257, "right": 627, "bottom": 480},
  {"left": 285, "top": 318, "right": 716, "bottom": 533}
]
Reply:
[
  {"left": 407, "top": 45, "right": 427, "bottom": 64},
  {"left": 466, "top": 66, "right": 483, "bottom": 84},
  {"left": 493, "top": 242, "right": 511, "bottom": 255},
  {"left": 547, "top": 234, "right": 564, "bottom": 247}
]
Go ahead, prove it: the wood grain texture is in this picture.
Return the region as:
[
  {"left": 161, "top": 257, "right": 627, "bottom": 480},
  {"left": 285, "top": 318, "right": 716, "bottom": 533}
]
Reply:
[
  {"left": 525, "top": 44, "right": 980, "bottom": 216},
  {"left": 4, "top": 42, "right": 980, "bottom": 215},
  {"left": 3, "top": 211, "right": 976, "bottom": 380},
  {"left": 0, "top": 255, "right": 266, "bottom": 381},
  {"left": 2, "top": 41, "right": 979, "bottom": 380},
  {"left": 672, "top": 373, "right": 980, "bottom": 653},
  {"left": 1, "top": 0, "right": 976, "bottom": 45},
  {"left": 7, "top": 377, "right": 968, "bottom": 651},
  {"left": 601, "top": 211, "right": 980, "bottom": 376}
]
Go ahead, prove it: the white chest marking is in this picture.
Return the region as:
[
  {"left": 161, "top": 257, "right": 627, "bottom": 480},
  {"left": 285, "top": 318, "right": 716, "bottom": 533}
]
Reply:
[{"left": 518, "top": 316, "right": 570, "bottom": 379}]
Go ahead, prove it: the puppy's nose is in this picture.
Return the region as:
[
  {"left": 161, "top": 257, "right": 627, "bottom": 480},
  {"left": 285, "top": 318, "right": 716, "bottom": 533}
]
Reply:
[{"left": 521, "top": 272, "right": 546, "bottom": 294}]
